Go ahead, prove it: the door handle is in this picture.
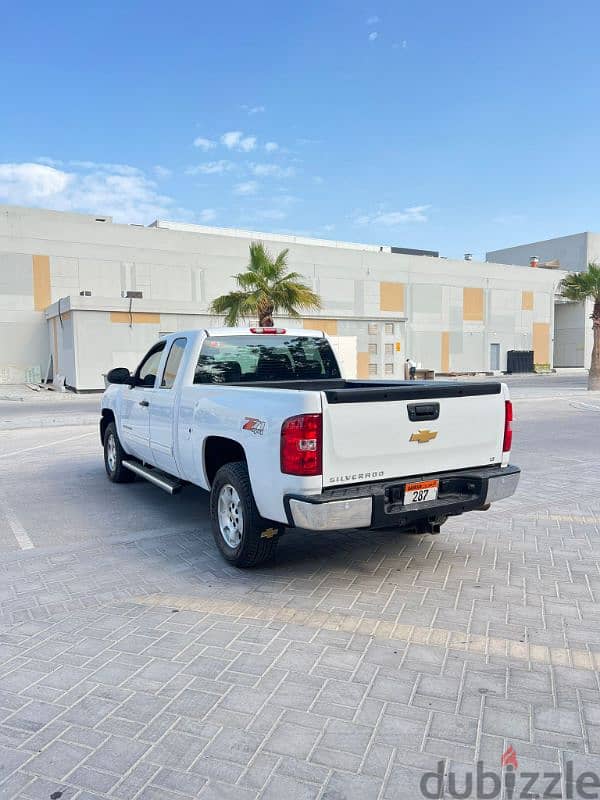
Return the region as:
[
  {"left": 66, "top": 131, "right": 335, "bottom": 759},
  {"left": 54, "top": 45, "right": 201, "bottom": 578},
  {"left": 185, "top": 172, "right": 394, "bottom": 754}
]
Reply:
[
  {"left": 407, "top": 402, "right": 439, "bottom": 421},
  {"left": 139, "top": 400, "right": 150, "bottom": 407}
]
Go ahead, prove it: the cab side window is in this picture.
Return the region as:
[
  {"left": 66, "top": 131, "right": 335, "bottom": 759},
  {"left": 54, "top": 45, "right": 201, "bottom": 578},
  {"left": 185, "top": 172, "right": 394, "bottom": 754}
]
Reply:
[
  {"left": 136, "top": 343, "right": 166, "bottom": 387},
  {"left": 160, "top": 338, "right": 187, "bottom": 388}
]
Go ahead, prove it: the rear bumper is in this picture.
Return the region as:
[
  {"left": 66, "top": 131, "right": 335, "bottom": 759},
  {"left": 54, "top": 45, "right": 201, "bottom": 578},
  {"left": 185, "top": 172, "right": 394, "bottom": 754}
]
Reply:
[{"left": 284, "top": 464, "right": 520, "bottom": 531}]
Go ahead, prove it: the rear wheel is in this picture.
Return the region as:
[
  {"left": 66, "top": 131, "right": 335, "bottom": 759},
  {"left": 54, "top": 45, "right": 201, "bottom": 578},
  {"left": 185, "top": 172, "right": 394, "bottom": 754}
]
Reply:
[
  {"left": 103, "top": 422, "right": 135, "bottom": 483},
  {"left": 210, "top": 461, "right": 281, "bottom": 567}
]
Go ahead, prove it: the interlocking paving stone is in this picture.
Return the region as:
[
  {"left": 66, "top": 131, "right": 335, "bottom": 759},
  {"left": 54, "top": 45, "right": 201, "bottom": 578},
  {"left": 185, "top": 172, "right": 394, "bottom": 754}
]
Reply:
[
  {"left": 261, "top": 773, "right": 319, "bottom": 800},
  {"left": 2, "top": 390, "right": 600, "bottom": 797},
  {"left": 82, "top": 735, "right": 149, "bottom": 775}
]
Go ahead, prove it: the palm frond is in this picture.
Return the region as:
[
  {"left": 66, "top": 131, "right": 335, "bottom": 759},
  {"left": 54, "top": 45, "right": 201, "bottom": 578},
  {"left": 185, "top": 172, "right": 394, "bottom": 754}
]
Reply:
[
  {"left": 209, "top": 241, "right": 323, "bottom": 326},
  {"left": 560, "top": 262, "right": 600, "bottom": 302}
]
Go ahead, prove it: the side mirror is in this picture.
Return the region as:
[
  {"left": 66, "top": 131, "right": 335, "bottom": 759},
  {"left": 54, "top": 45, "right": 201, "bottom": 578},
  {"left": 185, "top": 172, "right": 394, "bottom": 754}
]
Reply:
[{"left": 107, "top": 367, "right": 133, "bottom": 385}]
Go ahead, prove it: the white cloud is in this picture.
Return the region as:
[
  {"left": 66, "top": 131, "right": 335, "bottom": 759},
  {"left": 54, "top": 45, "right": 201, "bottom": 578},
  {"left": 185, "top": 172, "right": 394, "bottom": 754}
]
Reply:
[
  {"left": 264, "top": 141, "right": 279, "bottom": 153},
  {"left": 193, "top": 137, "right": 216, "bottom": 151},
  {"left": 366, "top": 15, "right": 380, "bottom": 24},
  {"left": 198, "top": 208, "right": 217, "bottom": 223},
  {"left": 356, "top": 205, "right": 430, "bottom": 225},
  {"left": 0, "top": 161, "right": 180, "bottom": 223},
  {"left": 153, "top": 165, "right": 172, "bottom": 179},
  {"left": 0, "top": 163, "right": 72, "bottom": 203},
  {"left": 221, "top": 131, "right": 243, "bottom": 148},
  {"left": 36, "top": 156, "right": 64, "bottom": 167},
  {"left": 368, "top": 31, "right": 378, "bottom": 41},
  {"left": 233, "top": 180, "right": 259, "bottom": 196},
  {"left": 69, "top": 160, "right": 144, "bottom": 176},
  {"left": 239, "top": 136, "right": 257, "bottom": 152},
  {"left": 242, "top": 104, "right": 265, "bottom": 115},
  {"left": 221, "top": 131, "right": 257, "bottom": 151},
  {"left": 185, "top": 160, "right": 234, "bottom": 175},
  {"left": 313, "top": 175, "right": 324, "bottom": 185},
  {"left": 250, "top": 163, "right": 296, "bottom": 178}
]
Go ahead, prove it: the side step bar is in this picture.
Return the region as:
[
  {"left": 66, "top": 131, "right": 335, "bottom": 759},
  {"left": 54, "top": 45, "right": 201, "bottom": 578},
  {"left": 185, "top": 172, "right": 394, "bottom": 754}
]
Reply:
[{"left": 122, "top": 460, "right": 183, "bottom": 495}]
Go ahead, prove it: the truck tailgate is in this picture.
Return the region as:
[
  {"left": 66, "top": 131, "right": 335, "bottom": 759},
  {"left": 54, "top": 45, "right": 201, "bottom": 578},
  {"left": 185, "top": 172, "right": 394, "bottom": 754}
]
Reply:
[{"left": 321, "top": 383, "right": 505, "bottom": 486}]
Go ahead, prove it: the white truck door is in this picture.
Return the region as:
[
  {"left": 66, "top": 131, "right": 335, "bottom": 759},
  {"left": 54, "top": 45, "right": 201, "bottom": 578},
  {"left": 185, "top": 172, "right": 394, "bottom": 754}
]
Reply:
[
  {"left": 119, "top": 343, "right": 165, "bottom": 462},
  {"left": 149, "top": 337, "right": 187, "bottom": 475}
]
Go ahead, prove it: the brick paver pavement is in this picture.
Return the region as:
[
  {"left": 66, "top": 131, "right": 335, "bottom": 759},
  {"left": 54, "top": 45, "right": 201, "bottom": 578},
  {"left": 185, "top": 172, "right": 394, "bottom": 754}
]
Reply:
[{"left": 1, "top": 388, "right": 600, "bottom": 798}]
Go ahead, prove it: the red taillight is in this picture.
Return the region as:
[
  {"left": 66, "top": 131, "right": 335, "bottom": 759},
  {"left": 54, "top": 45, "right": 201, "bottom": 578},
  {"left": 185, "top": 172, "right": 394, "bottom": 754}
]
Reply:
[
  {"left": 281, "top": 414, "right": 322, "bottom": 476},
  {"left": 503, "top": 400, "right": 513, "bottom": 453},
  {"left": 250, "top": 327, "right": 286, "bottom": 334}
]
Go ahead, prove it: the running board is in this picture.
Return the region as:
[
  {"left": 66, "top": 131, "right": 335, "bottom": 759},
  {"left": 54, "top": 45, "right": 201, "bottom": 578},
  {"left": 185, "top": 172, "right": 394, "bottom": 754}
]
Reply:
[{"left": 122, "top": 460, "right": 183, "bottom": 494}]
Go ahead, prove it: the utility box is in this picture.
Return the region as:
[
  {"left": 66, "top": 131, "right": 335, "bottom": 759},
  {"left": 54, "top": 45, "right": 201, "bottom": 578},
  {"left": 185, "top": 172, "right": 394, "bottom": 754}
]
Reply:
[{"left": 506, "top": 350, "right": 534, "bottom": 373}]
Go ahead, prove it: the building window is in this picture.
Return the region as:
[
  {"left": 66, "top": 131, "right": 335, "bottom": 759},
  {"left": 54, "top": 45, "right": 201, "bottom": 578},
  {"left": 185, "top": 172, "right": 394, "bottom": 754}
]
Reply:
[
  {"left": 385, "top": 363, "right": 394, "bottom": 375},
  {"left": 384, "top": 343, "right": 394, "bottom": 356},
  {"left": 368, "top": 343, "right": 378, "bottom": 355},
  {"left": 368, "top": 363, "right": 378, "bottom": 376},
  {"left": 384, "top": 322, "right": 394, "bottom": 335},
  {"left": 368, "top": 322, "right": 378, "bottom": 335}
]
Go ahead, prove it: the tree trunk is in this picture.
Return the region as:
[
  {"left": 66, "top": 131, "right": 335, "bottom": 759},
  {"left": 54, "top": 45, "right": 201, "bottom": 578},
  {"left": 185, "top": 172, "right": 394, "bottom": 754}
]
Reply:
[
  {"left": 589, "top": 298, "right": 600, "bottom": 391},
  {"left": 258, "top": 300, "right": 274, "bottom": 328}
]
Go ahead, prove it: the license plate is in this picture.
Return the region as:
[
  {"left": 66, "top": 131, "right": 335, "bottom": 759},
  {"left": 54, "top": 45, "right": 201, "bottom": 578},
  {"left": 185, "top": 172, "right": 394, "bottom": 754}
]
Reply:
[{"left": 404, "top": 479, "right": 439, "bottom": 505}]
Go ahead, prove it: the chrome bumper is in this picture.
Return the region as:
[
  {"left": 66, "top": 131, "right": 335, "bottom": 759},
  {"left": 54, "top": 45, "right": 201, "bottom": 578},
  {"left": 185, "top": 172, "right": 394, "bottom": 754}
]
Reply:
[
  {"left": 484, "top": 469, "right": 520, "bottom": 503},
  {"left": 289, "top": 496, "right": 373, "bottom": 531}
]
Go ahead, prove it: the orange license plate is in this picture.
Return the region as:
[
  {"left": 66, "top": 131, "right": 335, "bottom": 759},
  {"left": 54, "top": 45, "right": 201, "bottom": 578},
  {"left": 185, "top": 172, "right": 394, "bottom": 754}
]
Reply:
[{"left": 404, "top": 479, "right": 439, "bottom": 505}]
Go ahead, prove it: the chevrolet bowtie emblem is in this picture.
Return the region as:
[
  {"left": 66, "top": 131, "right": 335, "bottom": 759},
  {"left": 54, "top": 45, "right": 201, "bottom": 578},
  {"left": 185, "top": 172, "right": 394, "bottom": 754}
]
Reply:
[{"left": 410, "top": 429, "right": 438, "bottom": 444}]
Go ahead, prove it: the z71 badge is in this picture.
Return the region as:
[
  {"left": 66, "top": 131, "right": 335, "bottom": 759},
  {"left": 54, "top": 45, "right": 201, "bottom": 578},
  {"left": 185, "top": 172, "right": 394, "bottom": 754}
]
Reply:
[{"left": 242, "top": 417, "right": 266, "bottom": 436}]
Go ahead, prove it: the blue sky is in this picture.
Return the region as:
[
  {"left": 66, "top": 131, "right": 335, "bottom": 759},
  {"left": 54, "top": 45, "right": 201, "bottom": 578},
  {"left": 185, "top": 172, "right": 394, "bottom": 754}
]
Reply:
[{"left": 1, "top": 0, "right": 599, "bottom": 259}]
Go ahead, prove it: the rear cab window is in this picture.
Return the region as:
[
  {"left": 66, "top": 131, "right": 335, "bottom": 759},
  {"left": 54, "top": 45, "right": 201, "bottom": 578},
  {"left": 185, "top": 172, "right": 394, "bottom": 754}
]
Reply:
[
  {"left": 160, "top": 337, "right": 187, "bottom": 388},
  {"left": 194, "top": 335, "right": 341, "bottom": 384}
]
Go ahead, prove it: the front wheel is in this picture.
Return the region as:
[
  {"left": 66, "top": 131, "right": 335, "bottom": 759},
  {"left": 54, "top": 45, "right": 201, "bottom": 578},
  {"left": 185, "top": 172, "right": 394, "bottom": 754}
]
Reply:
[
  {"left": 103, "top": 422, "right": 135, "bottom": 483},
  {"left": 209, "top": 461, "right": 281, "bottom": 567}
]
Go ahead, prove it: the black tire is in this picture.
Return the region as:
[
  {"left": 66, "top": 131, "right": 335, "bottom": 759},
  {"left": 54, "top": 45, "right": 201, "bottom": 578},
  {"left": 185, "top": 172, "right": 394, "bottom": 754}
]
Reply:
[
  {"left": 103, "top": 422, "right": 135, "bottom": 483},
  {"left": 210, "top": 461, "right": 281, "bottom": 567}
]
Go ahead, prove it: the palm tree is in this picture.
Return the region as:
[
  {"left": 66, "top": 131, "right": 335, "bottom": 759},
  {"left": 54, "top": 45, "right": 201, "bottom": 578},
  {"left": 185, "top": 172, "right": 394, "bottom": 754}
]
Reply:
[
  {"left": 209, "top": 242, "right": 321, "bottom": 327},
  {"left": 560, "top": 262, "right": 600, "bottom": 390}
]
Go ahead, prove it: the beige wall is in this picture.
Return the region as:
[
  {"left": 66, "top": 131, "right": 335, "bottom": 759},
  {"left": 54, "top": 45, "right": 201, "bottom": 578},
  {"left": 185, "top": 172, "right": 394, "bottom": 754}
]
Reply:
[{"left": 0, "top": 205, "right": 564, "bottom": 385}]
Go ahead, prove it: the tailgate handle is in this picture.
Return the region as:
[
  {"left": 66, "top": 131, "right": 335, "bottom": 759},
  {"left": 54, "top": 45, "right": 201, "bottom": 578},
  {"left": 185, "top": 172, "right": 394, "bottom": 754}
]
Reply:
[{"left": 407, "top": 402, "right": 439, "bottom": 421}]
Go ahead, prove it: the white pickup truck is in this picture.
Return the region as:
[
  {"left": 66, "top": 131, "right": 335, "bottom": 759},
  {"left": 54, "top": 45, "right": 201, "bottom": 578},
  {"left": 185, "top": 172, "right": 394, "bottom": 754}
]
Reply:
[{"left": 100, "top": 327, "right": 519, "bottom": 567}]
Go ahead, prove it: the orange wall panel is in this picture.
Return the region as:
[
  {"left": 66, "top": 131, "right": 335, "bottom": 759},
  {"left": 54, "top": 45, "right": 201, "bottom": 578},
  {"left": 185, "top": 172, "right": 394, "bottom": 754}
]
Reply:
[
  {"left": 463, "top": 287, "right": 484, "bottom": 321},
  {"left": 441, "top": 331, "right": 450, "bottom": 372},
  {"left": 32, "top": 255, "right": 51, "bottom": 311},
  {"left": 380, "top": 282, "right": 405, "bottom": 312},
  {"left": 110, "top": 312, "right": 160, "bottom": 324},
  {"left": 357, "top": 352, "right": 370, "bottom": 379},
  {"left": 303, "top": 318, "right": 338, "bottom": 335},
  {"left": 533, "top": 322, "right": 550, "bottom": 363},
  {"left": 522, "top": 291, "right": 534, "bottom": 310}
]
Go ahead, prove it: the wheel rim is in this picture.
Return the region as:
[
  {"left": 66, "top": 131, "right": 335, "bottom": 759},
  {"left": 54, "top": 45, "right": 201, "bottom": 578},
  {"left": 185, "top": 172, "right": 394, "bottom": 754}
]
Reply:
[
  {"left": 106, "top": 433, "right": 117, "bottom": 473},
  {"left": 217, "top": 484, "right": 243, "bottom": 548}
]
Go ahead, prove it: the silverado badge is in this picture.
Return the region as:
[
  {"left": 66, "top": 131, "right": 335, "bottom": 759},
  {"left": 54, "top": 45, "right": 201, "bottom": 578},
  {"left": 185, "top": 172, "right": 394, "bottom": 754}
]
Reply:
[{"left": 410, "top": 429, "right": 438, "bottom": 444}]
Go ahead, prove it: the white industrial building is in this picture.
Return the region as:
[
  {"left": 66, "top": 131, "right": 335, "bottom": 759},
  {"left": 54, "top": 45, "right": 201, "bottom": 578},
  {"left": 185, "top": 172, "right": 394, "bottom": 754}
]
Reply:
[
  {"left": 487, "top": 233, "right": 599, "bottom": 367},
  {"left": 0, "top": 204, "right": 566, "bottom": 390}
]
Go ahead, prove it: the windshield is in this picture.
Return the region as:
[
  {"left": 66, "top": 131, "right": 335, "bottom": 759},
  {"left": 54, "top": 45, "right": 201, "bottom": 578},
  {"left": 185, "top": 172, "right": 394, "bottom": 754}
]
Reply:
[{"left": 194, "top": 335, "right": 341, "bottom": 383}]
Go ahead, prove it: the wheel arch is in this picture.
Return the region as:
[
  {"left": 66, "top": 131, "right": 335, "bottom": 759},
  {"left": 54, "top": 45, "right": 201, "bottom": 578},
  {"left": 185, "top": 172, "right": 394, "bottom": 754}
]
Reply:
[
  {"left": 203, "top": 436, "right": 247, "bottom": 486},
  {"left": 100, "top": 409, "right": 115, "bottom": 444}
]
